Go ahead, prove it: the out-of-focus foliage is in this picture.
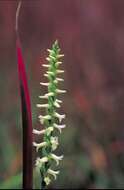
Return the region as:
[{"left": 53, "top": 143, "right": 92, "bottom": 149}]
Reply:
[{"left": 0, "top": 0, "right": 124, "bottom": 189}]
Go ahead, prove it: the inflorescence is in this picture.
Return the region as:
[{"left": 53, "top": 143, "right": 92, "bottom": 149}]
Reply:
[{"left": 33, "top": 40, "right": 66, "bottom": 186}]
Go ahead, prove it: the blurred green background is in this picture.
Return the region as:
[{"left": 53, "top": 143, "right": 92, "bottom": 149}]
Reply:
[{"left": 0, "top": 0, "right": 124, "bottom": 189}]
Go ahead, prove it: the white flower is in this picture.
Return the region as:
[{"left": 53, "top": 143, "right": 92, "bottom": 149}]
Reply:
[
  {"left": 33, "top": 127, "right": 54, "bottom": 136},
  {"left": 42, "top": 64, "right": 50, "bottom": 68},
  {"left": 55, "top": 61, "right": 62, "bottom": 67},
  {"left": 54, "top": 112, "right": 65, "bottom": 123},
  {"left": 46, "top": 57, "right": 51, "bottom": 61},
  {"left": 44, "top": 176, "right": 51, "bottom": 185},
  {"left": 45, "top": 127, "right": 54, "bottom": 135},
  {"left": 56, "top": 77, "right": 64, "bottom": 82},
  {"left": 47, "top": 49, "right": 54, "bottom": 53},
  {"left": 47, "top": 71, "right": 55, "bottom": 76},
  {"left": 53, "top": 123, "right": 66, "bottom": 133},
  {"left": 49, "top": 55, "right": 56, "bottom": 61},
  {"left": 56, "top": 89, "right": 66, "bottom": 94},
  {"left": 50, "top": 153, "right": 63, "bottom": 165},
  {"left": 54, "top": 101, "right": 60, "bottom": 108},
  {"left": 39, "top": 92, "right": 54, "bottom": 99},
  {"left": 38, "top": 115, "right": 51, "bottom": 124},
  {"left": 40, "top": 82, "right": 49, "bottom": 86},
  {"left": 36, "top": 104, "right": 49, "bottom": 108},
  {"left": 33, "top": 141, "right": 47, "bottom": 152},
  {"left": 33, "top": 129, "right": 45, "bottom": 135},
  {"left": 57, "top": 70, "right": 64, "bottom": 74},
  {"left": 57, "top": 54, "right": 64, "bottom": 58},
  {"left": 50, "top": 136, "right": 59, "bottom": 151},
  {"left": 48, "top": 169, "right": 60, "bottom": 180},
  {"left": 35, "top": 157, "right": 48, "bottom": 168},
  {"left": 44, "top": 73, "right": 49, "bottom": 77},
  {"left": 56, "top": 99, "right": 62, "bottom": 103}
]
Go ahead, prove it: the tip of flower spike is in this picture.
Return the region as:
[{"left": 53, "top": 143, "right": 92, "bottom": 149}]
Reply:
[
  {"left": 53, "top": 40, "right": 59, "bottom": 48},
  {"left": 52, "top": 40, "right": 60, "bottom": 51},
  {"left": 54, "top": 39, "right": 58, "bottom": 45}
]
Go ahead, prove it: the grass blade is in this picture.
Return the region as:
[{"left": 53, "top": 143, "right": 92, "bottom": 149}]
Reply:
[
  {"left": 16, "top": 2, "right": 33, "bottom": 188},
  {"left": 17, "top": 39, "right": 33, "bottom": 189}
]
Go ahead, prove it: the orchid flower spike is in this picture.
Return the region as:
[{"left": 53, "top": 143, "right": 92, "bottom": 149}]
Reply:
[{"left": 33, "top": 40, "right": 66, "bottom": 187}]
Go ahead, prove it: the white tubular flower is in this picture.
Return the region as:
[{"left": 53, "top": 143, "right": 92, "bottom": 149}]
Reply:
[
  {"left": 56, "top": 99, "right": 62, "bottom": 103},
  {"left": 36, "top": 104, "right": 49, "bottom": 108},
  {"left": 46, "top": 57, "right": 51, "bottom": 61},
  {"left": 44, "top": 73, "right": 49, "bottom": 77},
  {"left": 53, "top": 123, "right": 66, "bottom": 133},
  {"left": 57, "top": 70, "right": 64, "bottom": 74},
  {"left": 47, "top": 49, "right": 53, "bottom": 53},
  {"left": 47, "top": 71, "right": 55, "bottom": 76},
  {"left": 39, "top": 95, "right": 48, "bottom": 99},
  {"left": 33, "top": 127, "right": 54, "bottom": 136},
  {"left": 38, "top": 115, "right": 51, "bottom": 124},
  {"left": 33, "top": 129, "right": 45, "bottom": 135},
  {"left": 54, "top": 101, "right": 60, "bottom": 108},
  {"left": 45, "top": 127, "right": 54, "bottom": 135},
  {"left": 44, "top": 176, "right": 51, "bottom": 186},
  {"left": 55, "top": 61, "right": 62, "bottom": 67},
  {"left": 56, "top": 89, "right": 66, "bottom": 94},
  {"left": 54, "top": 112, "right": 65, "bottom": 123},
  {"left": 39, "top": 92, "right": 54, "bottom": 99},
  {"left": 49, "top": 55, "right": 56, "bottom": 61},
  {"left": 50, "top": 136, "right": 59, "bottom": 151},
  {"left": 56, "top": 77, "right": 64, "bottom": 82},
  {"left": 35, "top": 157, "right": 48, "bottom": 168},
  {"left": 42, "top": 64, "right": 50, "bottom": 68},
  {"left": 48, "top": 169, "right": 60, "bottom": 180},
  {"left": 33, "top": 141, "right": 47, "bottom": 152},
  {"left": 50, "top": 153, "right": 63, "bottom": 166},
  {"left": 45, "top": 92, "right": 54, "bottom": 97},
  {"left": 57, "top": 54, "right": 64, "bottom": 58},
  {"left": 40, "top": 82, "right": 49, "bottom": 86}
]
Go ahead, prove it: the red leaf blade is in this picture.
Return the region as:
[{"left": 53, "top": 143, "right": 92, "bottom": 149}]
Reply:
[{"left": 17, "top": 39, "right": 33, "bottom": 189}]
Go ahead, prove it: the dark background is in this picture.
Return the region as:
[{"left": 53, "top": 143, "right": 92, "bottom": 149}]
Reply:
[{"left": 0, "top": 0, "right": 124, "bottom": 189}]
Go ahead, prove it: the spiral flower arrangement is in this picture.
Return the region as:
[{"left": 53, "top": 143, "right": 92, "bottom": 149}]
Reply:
[{"left": 33, "top": 40, "right": 66, "bottom": 187}]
